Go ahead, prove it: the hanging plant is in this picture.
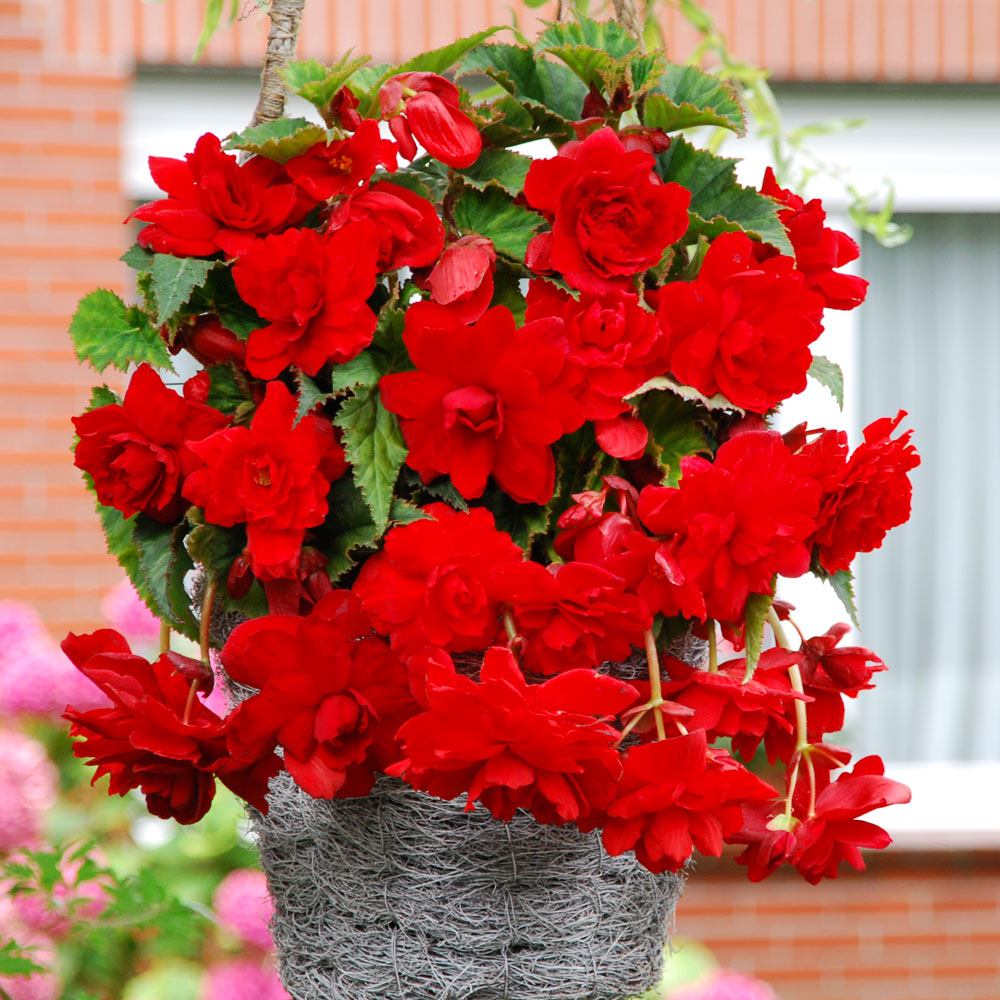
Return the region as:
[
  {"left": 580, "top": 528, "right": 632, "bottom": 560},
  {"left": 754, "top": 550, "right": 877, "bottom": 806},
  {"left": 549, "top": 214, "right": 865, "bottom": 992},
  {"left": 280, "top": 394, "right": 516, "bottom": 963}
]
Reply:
[{"left": 62, "top": 2, "right": 918, "bottom": 997}]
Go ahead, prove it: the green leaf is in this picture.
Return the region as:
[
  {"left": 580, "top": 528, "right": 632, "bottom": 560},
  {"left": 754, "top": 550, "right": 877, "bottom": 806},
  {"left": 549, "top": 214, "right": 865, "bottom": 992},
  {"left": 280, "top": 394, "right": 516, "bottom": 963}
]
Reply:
[
  {"left": 536, "top": 17, "right": 638, "bottom": 60},
  {"left": 120, "top": 243, "right": 154, "bottom": 272},
  {"left": 639, "top": 391, "right": 713, "bottom": 487},
  {"left": 0, "top": 940, "right": 47, "bottom": 977},
  {"left": 94, "top": 498, "right": 140, "bottom": 584},
  {"left": 389, "top": 499, "right": 429, "bottom": 525},
  {"left": 808, "top": 354, "right": 845, "bottom": 409},
  {"left": 485, "top": 490, "right": 551, "bottom": 552},
  {"left": 628, "top": 375, "right": 742, "bottom": 414},
  {"left": 70, "top": 289, "right": 174, "bottom": 374},
  {"left": 150, "top": 255, "right": 216, "bottom": 323},
  {"left": 201, "top": 269, "right": 266, "bottom": 339},
  {"left": 134, "top": 518, "right": 199, "bottom": 640},
  {"left": 330, "top": 351, "right": 383, "bottom": 394},
  {"left": 743, "top": 591, "right": 774, "bottom": 682},
  {"left": 643, "top": 64, "right": 746, "bottom": 135},
  {"left": 294, "top": 370, "right": 328, "bottom": 425},
  {"left": 334, "top": 387, "right": 407, "bottom": 535},
  {"left": 317, "top": 475, "right": 382, "bottom": 581},
  {"left": 186, "top": 519, "right": 244, "bottom": 584},
  {"left": 534, "top": 18, "right": 644, "bottom": 94},
  {"left": 392, "top": 26, "right": 501, "bottom": 77},
  {"left": 459, "top": 43, "right": 586, "bottom": 123},
  {"left": 658, "top": 138, "right": 793, "bottom": 255},
  {"left": 204, "top": 364, "right": 253, "bottom": 418},
  {"left": 283, "top": 52, "right": 371, "bottom": 111},
  {"left": 395, "top": 156, "right": 449, "bottom": 202},
  {"left": 194, "top": 0, "right": 224, "bottom": 60},
  {"left": 87, "top": 385, "right": 120, "bottom": 409},
  {"left": 224, "top": 118, "right": 329, "bottom": 164},
  {"left": 828, "top": 568, "right": 860, "bottom": 627},
  {"left": 457, "top": 148, "right": 533, "bottom": 197},
  {"left": 453, "top": 187, "right": 543, "bottom": 261}
]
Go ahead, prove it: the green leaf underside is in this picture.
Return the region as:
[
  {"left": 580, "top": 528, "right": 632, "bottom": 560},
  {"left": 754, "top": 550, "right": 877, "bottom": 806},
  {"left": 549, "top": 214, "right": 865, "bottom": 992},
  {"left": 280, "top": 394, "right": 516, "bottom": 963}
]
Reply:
[
  {"left": 453, "top": 187, "right": 543, "bottom": 261},
  {"left": 283, "top": 53, "right": 372, "bottom": 110},
  {"left": 639, "top": 391, "right": 713, "bottom": 487},
  {"left": 643, "top": 64, "right": 746, "bottom": 135},
  {"left": 808, "top": 354, "right": 845, "bottom": 410},
  {"left": 459, "top": 43, "right": 587, "bottom": 123},
  {"left": 120, "top": 244, "right": 154, "bottom": 272},
  {"left": 70, "top": 289, "right": 173, "bottom": 374},
  {"left": 150, "top": 255, "right": 216, "bottom": 324},
  {"left": 134, "top": 517, "right": 199, "bottom": 641},
  {"left": 334, "top": 387, "right": 407, "bottom": 535},
  {"left": 828, "top": 568, "right": 860, "bottom": 627},
  {"left": 659, "top": 138, "right": 793, "bottom": 256},
  {"left": 628, "top": 375, "right": 742, "bottom": 414},
  {"left": 224, "top": 118, "right": 329, "bottom": 163},
  {"left": 743, "top": 591, "right": 774, "bottom": 681},
  {"left": 457, "top": 148, "right": 533, "bottom": 197},
  {"left": 294, "top": 353, "right": 383, "bottom": 427}
]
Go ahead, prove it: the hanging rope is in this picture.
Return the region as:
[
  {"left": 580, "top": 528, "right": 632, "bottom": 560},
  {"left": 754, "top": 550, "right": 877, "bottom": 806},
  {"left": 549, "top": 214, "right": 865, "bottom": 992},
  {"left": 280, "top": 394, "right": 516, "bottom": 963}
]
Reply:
[{"left": 248, "top": 0, "right": 305, "bottom": 127}]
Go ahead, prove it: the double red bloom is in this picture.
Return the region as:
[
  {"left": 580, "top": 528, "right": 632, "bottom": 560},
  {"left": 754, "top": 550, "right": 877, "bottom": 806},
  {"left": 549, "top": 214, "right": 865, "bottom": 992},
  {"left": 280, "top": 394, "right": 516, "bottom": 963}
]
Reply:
[
  {"left": 637, "top": 431, "right": 821, "bottom": 623},
  {"left": 601, "top": 730, "right": 776, "bottom": 873},
  {"left": 223, "top": 592, "right": 415, "bottom": 799},
  {"left": 130, "top": 133, "right": 310, "bottom": 258},
  {"left": 232, "top": 222, "right": 379, "bottom": 379},
  {"left": 380, "top": 303, "right": 585, "bottom": 504},
  {"left": 656, "top": 231, "right": 825, "bottom": 412},
  {"left": 524, "top": 127, "right": 690, "bottom": 295},
  {"left": 353, "top": 503, "right": 523, "bottom": 654},
  {"left": 73, "top": 364, "right": 229, "bottom": 523},
  {"left": 62, "top": 630, "right": 279, "bottom": 824},
  {"left": 183, "top": 381, "right": 347, "bottom": 581},
  {"left": 390, "top": 646, "right": 637, "bottom": 825}
]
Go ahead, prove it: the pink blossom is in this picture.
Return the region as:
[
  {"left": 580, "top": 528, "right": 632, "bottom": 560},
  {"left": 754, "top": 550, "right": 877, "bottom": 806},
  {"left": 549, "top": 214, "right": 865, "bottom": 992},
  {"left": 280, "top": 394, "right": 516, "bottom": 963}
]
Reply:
[
  {"left": 100, "top": 580, "right": 161, "bottom": 644},
  {"left": 200, "top": 959, "right": 289, "bottom": 1000},
  {"left": 672, "top": 970, "right": 778, "bottom": 1000},
  {"left": 11, "top": 853, "right": 109, "bottom": 937},
  {"left": 0, "top": 640, "right": 106, "bottom": 719},
  {"left": 212, "top": 868, "right": 274, "bottom": 950},
  {"left": 0, "top": 729, "right": 57, "bottom": 853},
  {"left": 0, "top": 601, "right": 47, "bottom": 655}
]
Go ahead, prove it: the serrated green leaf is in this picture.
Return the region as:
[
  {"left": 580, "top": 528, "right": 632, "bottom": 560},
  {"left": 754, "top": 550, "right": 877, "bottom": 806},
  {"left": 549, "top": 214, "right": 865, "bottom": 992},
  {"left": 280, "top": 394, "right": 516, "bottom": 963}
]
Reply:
[
  {"left": 743, "top": 591, "right": 774, "bottom": 681},
  {"left": 134, "top": 517, "right": 187, "bottom": 626},
  {"left": 808, "top": 354, "right": 845, "bottom": 409},
  {"left": 389, "top": 499, "right": 429, "bottom": 525},
  {"left": 334, "top": 387, "right": 407, "bottom": 534},
  {"left": 120, "top": 243, "right": 154, "bottom": 271},
  {"left": 331, "top": 351, "right": 383, "bottom": 393},
  {"left": 457, "top": 148, "right": 532, "bottom": 197},
  {"left": 205, "top": 363, "right": 253, "bottom": 417},
  {"left": 87, "top": 385, "right": 120, "bottom": 409},
  {"left": 150, "top": 255, "right": 216, "bottom": 323},
  {"left": 628, "top": 375, "right": 742, "bottom": 414},
  {"left": 199, "top": 269, "right": 266, "bottom": 340},
  {"left": 453, "top": 187, "right": 543, "bottom": 261},
  {"left": 543, "top": 44, "right": 625, "bottom": 91},
  {"left": 225, "top": 118, "right": 329, "bottom": 164},
  {"left": 828, "top": 568, "right": 860, "bottom": 627},
  {"left": 70, "top": 289, "right": 174, "bottom": 374},
  {"left": 294, "top": 369, "right": 327, "bottom": 425},
  {"left": 186, "top": 519, "right": 244, "bottom": 584},
  {"left": 459, "top": 43, "right": 586, "bottom": 123},
  {"left": 318, "top": 475, "right": 382, "bottom": 581},
  {"left": 536, "top": 17, "right": 638, "bottom": 61},
  {"left": 658, "top": 138, "right": 793, "bottom": 255},
  {"left": 639, "top": 391, "right": 713, "bottom": 486},
  {"left": 283, "top": 52, "right": 371, "bottom": 111},
  {"left": 643, "top": 64, "right": 746, "bottom": 135},
  {"left": 392, "top": 26, "right": 501, "bottom": 77},
  {"left": 407, "top": 471, "right": 469, "bottom": 512},
  {"left": 485, "top": 489, "right": 550, "bottom": 552}
]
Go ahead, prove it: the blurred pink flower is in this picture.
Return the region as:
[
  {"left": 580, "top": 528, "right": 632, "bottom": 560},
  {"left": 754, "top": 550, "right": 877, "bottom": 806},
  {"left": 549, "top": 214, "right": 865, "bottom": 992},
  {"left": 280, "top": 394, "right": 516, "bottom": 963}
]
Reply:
[
  {"left": 100, "top": 580, "right": 160, "bottom": 644},
  {"left": 0, "top": 907, "right": 59, "bottom": 1000},
  {"left": 0, "top": 729, "right": 58, "bottom": 853},
  {"left": 11, "top": 852, "right": 109, "bottom": 937},
  {"left": 200, "top": 959, "right": 289, "bottom": 1000},
  {"left": 213, "top": 868, "right": 274, "bottom": 950},
  {"left": 673, "top": 970, "right": 779, "bottom": 1000},
  {"left": 0, "top": 601, "right": 47, "bottom": 655},
  {"left": 0, "top": 640, "right": 106, "bottom": 718}
]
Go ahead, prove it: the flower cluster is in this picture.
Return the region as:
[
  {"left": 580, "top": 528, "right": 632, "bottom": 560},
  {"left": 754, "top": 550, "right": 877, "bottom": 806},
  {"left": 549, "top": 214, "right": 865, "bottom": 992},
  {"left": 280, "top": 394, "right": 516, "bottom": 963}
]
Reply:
[{"left": 64, "top": 21, "right": 918, "bottom": 885}]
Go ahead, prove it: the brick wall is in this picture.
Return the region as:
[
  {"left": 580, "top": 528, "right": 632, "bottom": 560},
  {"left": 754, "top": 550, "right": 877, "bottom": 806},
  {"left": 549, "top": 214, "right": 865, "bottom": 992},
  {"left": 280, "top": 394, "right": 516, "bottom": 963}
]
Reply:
[{"left": 679, "top": 852, "right": 1000, "bottom": 999}]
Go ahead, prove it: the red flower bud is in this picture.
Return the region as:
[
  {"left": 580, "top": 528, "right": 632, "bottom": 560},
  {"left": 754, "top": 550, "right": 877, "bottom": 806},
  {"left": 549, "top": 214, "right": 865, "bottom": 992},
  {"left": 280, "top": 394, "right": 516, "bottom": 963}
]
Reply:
[
  {"left": 328, "top": 86, "right": 362, "bottom": 131},
  {"left": 423, "top": 236, "right": 496, "bottom": 324},
  {"left": 163, "top": 650, "right": 215, "bottom": 695},
  {"left": 227, "top": 552, "right": 254, "bottom": 600},
  {"left": 182, "top": 316, "right": 247, "bottom": 367},
  {"left": 183, "top": 370, "right": 211, "bottom": 404},
  {"left": 618, "top": 125, "right": 671, "bottom": 156}
]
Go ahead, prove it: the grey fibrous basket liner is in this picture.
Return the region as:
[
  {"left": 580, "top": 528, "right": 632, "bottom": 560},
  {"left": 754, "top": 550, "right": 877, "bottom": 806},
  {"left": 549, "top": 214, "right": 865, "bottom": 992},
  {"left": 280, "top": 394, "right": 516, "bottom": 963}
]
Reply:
[{"left": 218, "top": 607, "right": 701, "bottom": 1000}]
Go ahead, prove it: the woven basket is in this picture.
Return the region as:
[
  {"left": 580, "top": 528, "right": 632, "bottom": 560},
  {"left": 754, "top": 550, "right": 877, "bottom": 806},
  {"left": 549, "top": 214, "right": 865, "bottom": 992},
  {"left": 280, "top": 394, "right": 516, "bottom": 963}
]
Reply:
[{"left": 217, "top": 611, "right": 702, "bottom": 1000}]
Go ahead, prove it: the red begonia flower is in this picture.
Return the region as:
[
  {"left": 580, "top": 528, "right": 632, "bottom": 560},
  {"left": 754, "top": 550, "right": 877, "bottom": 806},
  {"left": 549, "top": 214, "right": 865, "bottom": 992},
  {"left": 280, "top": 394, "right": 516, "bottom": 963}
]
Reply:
[
  {"left": 491, "top": 561, "right": 651, "bottom": 675},
  {"left": 353, "top": 503, "right": 523, "bottom": 654},
  {"left": 525, "top": 280, "right": 667, "bottom": 421},
  {"left": 760, "top": 167, "right": 869, "bottom": 310},
  {"left": 129, "top": 133, "right": 311, "bottom": 258},
  {"left": 423, "top": 236, "right": 496, "bottom": 324},
  {"left": 637, "top": 431, "right": 821, "bottom": 623},
  {"left": 232, "top": 222, "right": 379, "bottom": 379},
  {"left": 656, "top": 231, "right": 825, "bottom": 412},
  {"left": 73, "top": 364, "right": 230, "bottom": 523},
  {"left": 62, "top": 629, "right": 280, "bottom": 824},
  {"left": 285, "top": 119, "right": 397, "bottom": 201},
  {"left": 328, "top": 180, "right": 445, "bottom": 271},
  {"left": 799, "top": 623, "right": 886, "bottom": 695},
  {"left": 183, "top": 381, "right": 347, "bottom": 581},
  {"left": 380, "top": 302, "right": 585, "bottom": 504},
  {"left": 601, "top": 731, "right": 776, "bottom": 873},
  {"left": 378, "top": 72, "right": 481, "bottom": 168},
  {"left": 799, "top": 411, "right": 920, "bottom": 573},
  {"left": 388, "top": 646, "right": 637, "bottom": 825},
  {"left": 523, "top": 127, "right": 690, "bottom": 295},
  {"left": 223, "top": 592, "right": 416, "bottom": 800}
]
